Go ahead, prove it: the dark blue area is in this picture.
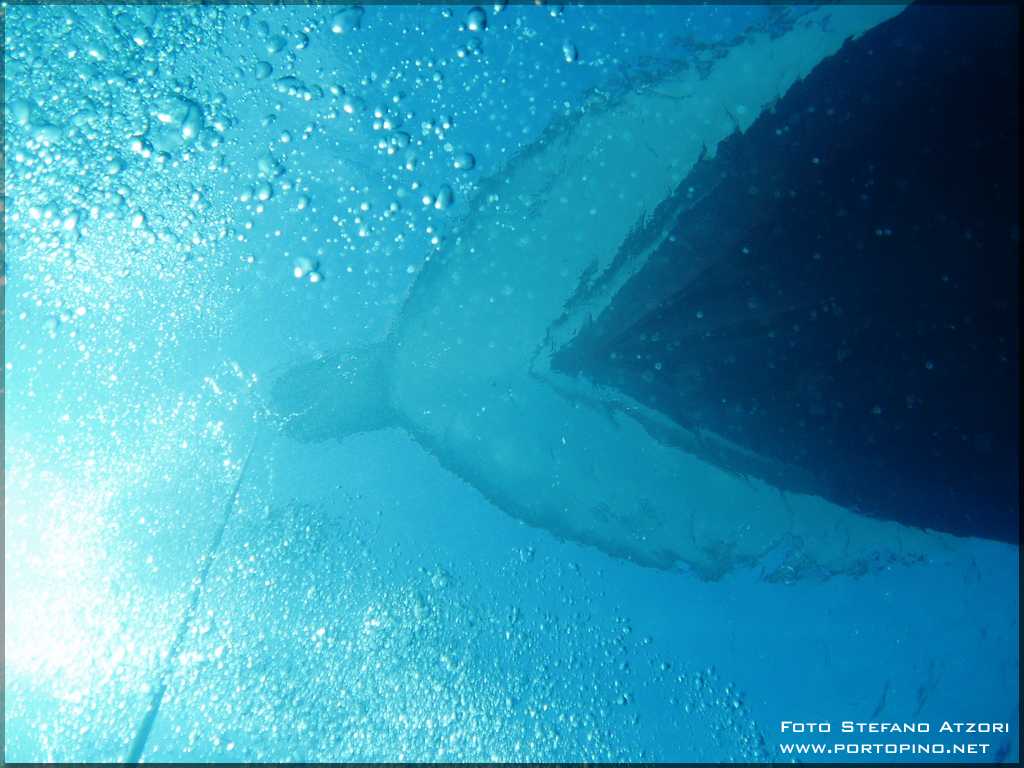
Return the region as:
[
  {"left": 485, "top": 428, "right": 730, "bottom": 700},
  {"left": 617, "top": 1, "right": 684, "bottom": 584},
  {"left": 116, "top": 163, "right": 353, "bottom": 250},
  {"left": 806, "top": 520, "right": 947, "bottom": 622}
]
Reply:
[{"left": 556, "top": 4, "right": 1019, "bottom": 543}]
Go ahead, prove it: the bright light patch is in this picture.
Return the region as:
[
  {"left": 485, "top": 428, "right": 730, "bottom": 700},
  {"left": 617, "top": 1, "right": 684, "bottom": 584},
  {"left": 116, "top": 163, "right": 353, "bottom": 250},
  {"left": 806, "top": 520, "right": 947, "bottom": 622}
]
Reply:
[
  {"left": 3, "top": 446, "right": 165, "bottom": 700},
  {"left": 6, "top": 458, "right": 112, "bottom": 682}
]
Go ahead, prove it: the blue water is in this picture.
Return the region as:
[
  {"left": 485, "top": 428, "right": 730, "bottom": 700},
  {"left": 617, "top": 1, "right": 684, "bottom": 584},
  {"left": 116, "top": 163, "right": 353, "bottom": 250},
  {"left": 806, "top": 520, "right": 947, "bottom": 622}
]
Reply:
[{"left": 4, "top": 4, "right": 1019, "bottom": 763}]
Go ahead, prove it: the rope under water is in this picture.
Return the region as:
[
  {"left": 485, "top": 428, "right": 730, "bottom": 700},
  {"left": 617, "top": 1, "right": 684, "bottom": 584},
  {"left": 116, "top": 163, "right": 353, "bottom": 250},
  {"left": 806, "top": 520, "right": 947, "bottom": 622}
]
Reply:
[{"left": 124, "top": 434, "right": 259, "bottom": 765}]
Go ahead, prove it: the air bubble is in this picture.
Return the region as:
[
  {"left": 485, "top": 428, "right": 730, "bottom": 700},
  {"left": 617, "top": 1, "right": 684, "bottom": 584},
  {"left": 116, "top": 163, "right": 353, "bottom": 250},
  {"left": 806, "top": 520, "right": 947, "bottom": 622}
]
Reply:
[
  {"left": 255, "top": 181, "right": 273, "bottom": 202},
  {"left": 465, "top": 6, "right": 488, "bottom": 33},
  {"left": 254, "top": 61, "right": 274, "bottom": 80},
  {"left": 266, "top": 34, "right": 287, "bottom": 55},
  {"left": 434, "top": 184, "right": 454, "bottom": 210},
  {"left": 274, "top": 76, "right": 308, "bottom": 98},
  {"left": 148, "top": 96, "right": 204, "bottom": 151},
  {"left": 341, "top": 95, "right": 364, "bottom": 115},
  {"left": 331, "top": 6, "right": 364, "bottom": 34},
  {"left": 293, "top": 256, "right": 318, "bottom": 279},
  {"left": 257, "top": 152, "right": 285, "bottom": 178},
  {"left": 431, "top": 567, "right": 450, "bottom": 589},
  {"left": 453, "top": 152, "right": 476, "bottom": 171}
]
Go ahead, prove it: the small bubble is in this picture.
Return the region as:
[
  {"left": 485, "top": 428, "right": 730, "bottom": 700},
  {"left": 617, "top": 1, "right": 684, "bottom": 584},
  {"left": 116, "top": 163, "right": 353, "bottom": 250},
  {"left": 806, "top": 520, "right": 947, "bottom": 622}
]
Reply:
[
  {"left": 331, "top": 6, "right": 364, "bottom": 34},
  {"left": 258, "top": 152, "right": 284, "bottom": 178},
  {"left": 434, "top": 184, "right": 454, "bottom": 210},
  {"left": 431, "top": 567, "right": 450, "bottom": 589},
  {"left": 465, "top": 6, "right": 488, "bottom": 32},
  {"left": 266, "top": 34, "right": 288, "bottom": 55},
  {"left": 341, "top": 95, "right": 363, "bottom": 115},
  {"left": 293, "top": 256, "right": 318, "bottom": 279},
  {"left": 452, "top": 151, "right": 476, "bottom": 171}
]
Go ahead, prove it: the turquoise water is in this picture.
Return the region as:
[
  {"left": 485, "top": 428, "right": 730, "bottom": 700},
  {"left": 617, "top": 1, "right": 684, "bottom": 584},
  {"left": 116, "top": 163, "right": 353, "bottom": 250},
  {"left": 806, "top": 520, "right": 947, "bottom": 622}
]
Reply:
[{"left": 4, "top": 4, "right": 1019, "bottom": 763}]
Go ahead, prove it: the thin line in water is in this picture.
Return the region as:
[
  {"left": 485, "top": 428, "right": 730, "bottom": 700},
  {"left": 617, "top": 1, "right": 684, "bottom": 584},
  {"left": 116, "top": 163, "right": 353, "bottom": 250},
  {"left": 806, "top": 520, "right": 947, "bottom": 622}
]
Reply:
[{"left": 124, "top": 434, "right": 259, "bottom": 766}]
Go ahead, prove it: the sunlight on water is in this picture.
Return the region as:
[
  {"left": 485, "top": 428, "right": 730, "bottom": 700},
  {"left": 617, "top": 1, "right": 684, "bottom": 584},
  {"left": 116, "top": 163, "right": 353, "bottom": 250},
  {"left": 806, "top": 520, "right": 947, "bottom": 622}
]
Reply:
[
  {"left": 4, "top": 2, "right": 1018, "bottom": 763},
  {"left": 5, "top": 467, "right": 116, "bottom": 680}
]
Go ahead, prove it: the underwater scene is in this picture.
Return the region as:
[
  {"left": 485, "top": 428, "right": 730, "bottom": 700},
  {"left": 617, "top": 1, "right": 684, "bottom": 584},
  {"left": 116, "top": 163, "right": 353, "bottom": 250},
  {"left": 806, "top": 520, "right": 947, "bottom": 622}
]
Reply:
[{"left": 3, "top": 2, "right": 1019, "bottom": 763}]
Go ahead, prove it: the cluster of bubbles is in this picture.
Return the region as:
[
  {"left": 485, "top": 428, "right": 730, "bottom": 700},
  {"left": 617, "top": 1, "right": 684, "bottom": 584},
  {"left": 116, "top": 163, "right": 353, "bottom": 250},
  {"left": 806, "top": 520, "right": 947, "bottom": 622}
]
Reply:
[
  {"left": 138, "top": 491, "right": 770, "bottom": 762},
  {"left": 4, "top": 0, "right": 595, "bottom": 341},
  {"left": 3, "top": 358, "right": 260, "bottom": 763},
  {"left": 5, "top": 7, "right": 237, "bottom": 266},
  {"left": 2, "top": 3, "right": 776, "bottom": 762},
  {"left": 3, "top": 3, "right": 248, "bottom": 409},
  {"left": 220, "top": 2, "right": 588, "bottom": 286},
  {"left": 5, "top": 380, "right": 772, "bottom": 762}
]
